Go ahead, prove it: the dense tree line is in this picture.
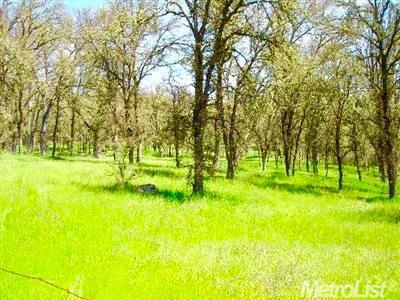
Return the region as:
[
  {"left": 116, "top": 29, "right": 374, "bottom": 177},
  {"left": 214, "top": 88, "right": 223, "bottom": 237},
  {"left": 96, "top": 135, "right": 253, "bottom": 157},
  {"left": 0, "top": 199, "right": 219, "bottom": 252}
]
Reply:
[{"left": 0, "top": 0, "right": 399, "bottom": 198}]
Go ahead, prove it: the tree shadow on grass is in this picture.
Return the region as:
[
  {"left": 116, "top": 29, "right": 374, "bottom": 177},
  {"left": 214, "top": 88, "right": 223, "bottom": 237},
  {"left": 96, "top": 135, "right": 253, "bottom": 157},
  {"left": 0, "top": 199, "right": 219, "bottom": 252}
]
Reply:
[
  {"left": 40, "top": 155, "right": 109, "bottom": 165},
  {"left": 243, "top": 171, "right": 387, "bottom": 197},
  {"left": 356, "top": 207, "right": 400, "bottom": 224},
  {"left": 159, "top": 190, "right": 185, "bottom": 203},
  {"left": 357, "top": 194, "right": 400, "bottom": 203},
  {"left": 45, "top": 156, "right": 65, "bottom": 161},
  {"left": 11, "top": 154, "right": 65, "bottom": 162},
  {"left": 269, "top": 182, "right": 338, "bottom": 195},
  {"left": 137, "top": 167, "right": 182, "bottom": 179},
  {"left": 364, "top": 196, "right": 390, "bottom": 203},
  {"left": 137, "top": 161, "right": 175, "bottom": 169},
  {"left": 75, "top": 182, "right": 188, "bottom": 204},
  {"left": 74, "top": 180, "right": 227, "bottom": 204},
  {"left": 242, "top": 173, "right": 337, "bottom": 196},
  {"left": 242, "top": 155, "right": 258, "bottom": 160}
]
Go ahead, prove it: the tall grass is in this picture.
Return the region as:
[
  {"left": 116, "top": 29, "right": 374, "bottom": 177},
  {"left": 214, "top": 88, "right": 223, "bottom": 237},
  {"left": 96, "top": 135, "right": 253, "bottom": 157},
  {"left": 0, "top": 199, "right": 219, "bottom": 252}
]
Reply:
[{"left": 0, "top": 154, "right": 399, "bottom": 299}]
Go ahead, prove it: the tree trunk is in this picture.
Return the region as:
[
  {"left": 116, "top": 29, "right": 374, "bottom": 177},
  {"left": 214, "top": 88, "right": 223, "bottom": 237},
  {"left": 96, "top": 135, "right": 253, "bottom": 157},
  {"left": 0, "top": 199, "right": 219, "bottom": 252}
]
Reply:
[
  {"left": 28, "top": 109, "right": 40, "bottom": 154},
  {"left": 51, "top": 97, "right": 61, "bottom": 158},
  {"left": 88, "top": 137, "right": 91, "bottom": 155},
  {"left": 136, "top": 143, "right": 141, "bottom": 162},
  {"left": 227, "top": 159, "right": 235, "bottom": 180},
  {"left": 337, "top": 157, "right": 343, "bottom": 190},
  {"left": 335, "top": 121, "right": 343, "bottom": 191},
  {"left": 312, "top": 144, "right": 318, "bottom": 175},
  {"left": 325, "top": 160, "right": 329, "bottom": 178},
  {"left": 168, "top": 145, "right": 172, "bottom": 157},
  {"left": 112, "top": 131, "right": 118, "bottom": 161},
  {"left": 192, "top": 117, "right": 205, "bottom": 193},
  {"left": 70, "top": 108, "right": 75, "bottom": 155},
  {"left": 354, "top": 149, "right": 362, "bottom": 181},
  {"left": 215, "top": 63, "right": 233, "bottom": 180},
  {"left": 281, "top": 109, "right": 294, "bottom": 177},
  {"left": 16, "top": 90, "right": 24, "bottom": 154},
  {"left": 128, "top": 148, "right": 134, "bottom": 164},
  {"left": 387, "top": 157, "right": 396, "bottom": 198},
  {"left": 124, "top": 93, "right": 134, "bottom": 164},
  {"left": 158, "top": 145, "right": 162, "bottom": 157},
  {"left": 59, "top": 138, "right": 63, "bottom": 155},
  {"left": 298, "top": 154, "right": 302, "bottom": 170},
  {"left": 284, "top": 148, "right": 291, "bottom": 177},
  {"left": 93, "top": 131, "right": 100, "bottom": 159},
  {"left": 225, "top": 96, "right": 239, "bottom": 180},
  {"left": 133, "top": 82, "right": 141, "bottom": 164},
  {"left": 192, "top": 39, "right": 207, "bottom": 193},
  {"left": 40, "top": 101, "right": 53, "bottom": 156},
  {"left": 212, "top": 118, "right": 221, "bottom": 172},
  {"left": 175, "top": 142, "right": 180, "bottom": 168},
  {"left": 28, "top": 133, "right": 35, "bottom": 155},
  {"left": 82, "top": 135, "right": 86, "bottom": 154},
  {"left": 381, "top": 87, "right": 397, "bottom": 198},
  {"left": 10, "top": 134, "right": 17, "bottom": 153},
  {"left": 291, "top": 112, "right": 306, "bottom": 176},
  {"left": 378, "top": 155, "right": 386, "bottom": 182},
  {"left": 261, "top": 147, "right": 267, "bottom": 172},
  {"left": 173, "top": 113, "right": 181, "bottom": 167},
  {"left": 351, "top": 125, "right": 362, "bottom": 181},
  {"left": 292, "top": 146, "right": 298, "bottom": 175}
]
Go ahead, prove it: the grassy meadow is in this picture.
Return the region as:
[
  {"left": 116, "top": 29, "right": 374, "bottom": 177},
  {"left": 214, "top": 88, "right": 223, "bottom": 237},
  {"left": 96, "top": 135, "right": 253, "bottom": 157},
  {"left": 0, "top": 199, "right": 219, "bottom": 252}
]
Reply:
[{"left": 0, "top": 153, "right": 399, "bottom": 299}]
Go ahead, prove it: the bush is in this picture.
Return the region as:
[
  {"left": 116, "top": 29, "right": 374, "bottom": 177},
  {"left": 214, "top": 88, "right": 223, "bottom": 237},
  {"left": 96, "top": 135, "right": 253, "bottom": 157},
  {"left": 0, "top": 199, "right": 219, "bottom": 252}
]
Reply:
[{"left": 111, "top": 149, "right": 136, "bottom": 187}]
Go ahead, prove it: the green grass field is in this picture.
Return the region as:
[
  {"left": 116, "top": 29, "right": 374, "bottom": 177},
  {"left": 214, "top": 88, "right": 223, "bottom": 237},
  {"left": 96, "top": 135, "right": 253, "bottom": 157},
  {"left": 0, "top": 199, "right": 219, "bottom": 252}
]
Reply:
[{"left": 0, "top": 154, "right": 399, "bottom": 299}]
